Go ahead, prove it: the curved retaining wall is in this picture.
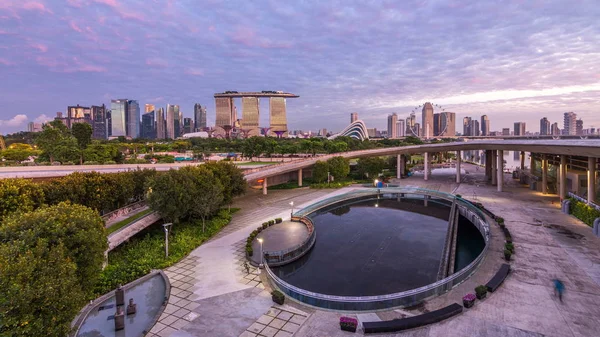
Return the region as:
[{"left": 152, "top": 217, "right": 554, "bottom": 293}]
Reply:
[
  {"left": 263, "top": 216, "right": 316, "bottom": 267},
  {"left": 264, "top": 187, "right": 490, "bottom": 311}
]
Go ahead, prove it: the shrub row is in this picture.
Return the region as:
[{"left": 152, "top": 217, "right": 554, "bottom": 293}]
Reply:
[
  {"left": 245, "top": 218, "right": 283, "bottom": 257},
  {"left": 569, "top": 198, "right": 600, "bottom": 227}
]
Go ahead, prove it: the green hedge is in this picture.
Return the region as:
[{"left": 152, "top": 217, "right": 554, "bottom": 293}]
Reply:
[
  {"left": 95, "top": 208, "right": 237, "bottom": 295},
  {"left": 569, "top": 198, "right": 600, "bottom": 227}
]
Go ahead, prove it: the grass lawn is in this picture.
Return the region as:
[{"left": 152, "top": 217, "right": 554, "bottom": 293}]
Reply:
[{"left": 106, "top": 208, "right": 154, "bottom": 235}]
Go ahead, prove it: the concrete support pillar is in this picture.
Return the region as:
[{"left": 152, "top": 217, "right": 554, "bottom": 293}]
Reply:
[
  {"left": 424, "top": 152, "right": 429, "bottom": 181},
  {"left": 497, "top": 150, "right": 504, "bottom": 192},
  {"left": 397, "top": 154, "right": 402, "bottom": 179},
  {"left": 262, "top": 178, "right": 268, "bottom": 195},
  {"left": 485, "top": 150, "right": 492, "bottom": 181},
  {"left": 298, "top": 169, "right": 303, "bottom": 187},
  {"left": 530, "top": 153, "right": 536, "bottom": 173},
  {"left": 542, "top": 155, "right": 548, "bottom": 194},
  {"left": 520, "top": 151, "right": 525, "bottom": 170},
  {"left": 588, "top": 157, "right": 596, "bottom": 204},
  {"left": 456, "top": 151, "right": 462, "bottom": 183},
  {"left": 559, "top": 155, "right": 567, "bottom": 200},
  {"left": 491, "top": 150, "right": 497, "bottom": 185}
]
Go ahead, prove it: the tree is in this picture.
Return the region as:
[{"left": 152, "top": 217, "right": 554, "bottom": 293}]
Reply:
[
  {"left": 182, "top": 166, "right": 224, "bottom": 232},
  {"left": 203, "top": 161, "right": 246, "bottom": 208},
  {"left": 35, "top": 120, "right": 74, "bottom": 163},
  {"left": 0, "top": 239, "right": 85, "bottom": 337},
  {"left": 312, "top": 160, "right": 329, "bottom": 183},
  {"left": 357, "top": 157, "right": 386, "bottom": 179},
  {"left": 0, "top": 179, "right": 45, "bottom": 220},
  {"left": 0, "top": 203, "right": 107, "bottom": 295},
  {"left": 146, "top": 170, "right": 193, "bottom": 224},
  {"left": 71, "top": 122, "right": 93, "bottom": 164},
  {"left": 327, "top": 156, "right": 350, "bottom": 180},
  {"left": 0, "top": 143, "right": 38, "bottom": 162}
]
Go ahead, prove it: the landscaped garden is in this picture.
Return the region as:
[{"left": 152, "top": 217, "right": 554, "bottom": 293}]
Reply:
[{"left": 0, "top": 161, "right": 247, "bottom": 336}]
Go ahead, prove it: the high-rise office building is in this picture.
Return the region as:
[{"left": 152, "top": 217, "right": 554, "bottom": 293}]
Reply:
[
  {"left": 127, "top": 100, "right": 140, "bottom": 138},
  {"left": 166, "top": 104, "right": 178, "bottom": 139},
  {"left": 27, "top": 122, "right": 43, "bottom": 132},
  {"left": 194, "top": 103, "right": 207, "bottom": 131},
  {"left": 106, "top": 110, "right": 112, "bottom": 137},
  {"left": 270, "top": 97, "right": 288, "bottom": 136},
  {"left": 514, "top": 122, "right": 526, "bottom": 136},
  {"left": 176, "top": 108, "right": 182, "bottom": 138},
  {"left": 110, "top": 99, "right": 128, "bottom": 137},
  {"left": 563, "top": 112, "right": 577, "bottom": 135},
  {"left": 387, "top": 113, "right": 398, "bottom": 139},
  {"left": 433, "top": 112, "right": 456, "bottom": 137},
  {"left": 481, "top": 115, "right": 490, "bottom": 136},
  {"left": 91, "top": 104, "right": 107, "bottom": 139},
  {"left": 145, "top": 104, "right": 155, "bottom": 113},
  {"left": 351, "top": 112, "right": 358, "bottom": 123},
  {"left": 406, "top": 114, "right": 417, "bottom": 136},
  {"left": 183, "top": 118, "right": 193, "bottom": 134},
  {"left": 397, "top": 120, "right": 406, "bottom": 137},
  {"left": 421, "top": 102, "right": 434, "bottom": 138},
  {"left": 367, "top": 128, "right": 377, "bottom": 138},
  {"left": 141, "top": 111, "right": 155, "bottom": 139},
  {"left": 463, "top": 117, "right": 472, "bottom": 136},
  {"left": 67, "top": 105, "right": 92, "bottom": 128},
  {"left": 502, "top": 128, "right": 510, "bottom": 136},
  {"left": 470, "top": 119, "right": 480, "bottom": 136},
  {"left": 551, "top": 122, "right": 560, "bottom": 135},
  {"left": 540, "top": 117, "right": 551, "bottom": 135},
  {"left": 241, "top": 97, "right": 260, "bottom": 136},
  {"left": 156, "top": 108, "right": 166, "bottom": 139},
  {"left": 576, "top": 119, "right": 583, "bottom": 135}
]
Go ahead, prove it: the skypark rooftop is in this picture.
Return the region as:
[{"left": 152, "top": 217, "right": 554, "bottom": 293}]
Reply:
[{"left": 213, "top": 91, "right": 299, "bottom": 98}]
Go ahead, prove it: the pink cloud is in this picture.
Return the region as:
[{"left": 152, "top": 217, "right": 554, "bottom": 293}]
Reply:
[
  {"left": 209, "top": 25, "right": 216, "bottom": 32},
  {"left": 69, "top": 21, "right": 83, "bottom": 33},
  {"left": 93, "top": 0, "right": 118, "bottom": 7},
  {"left": 31, "top": 43, "right": 48, "bottom": 52},
  {"left": 36, "top": 55, "right": 106, "bottom": 73},
  {"left": 67, "top": 0, "right": 83, "bottom": 7},
  {"left": 186, "top": 68, "right": 204, "bottom": 76},
  {"left": 22, "top": 2, "right": 50, "bottom": 12},
  {"left": 0, "top": 58, "right": 14, "bottom": 66}
]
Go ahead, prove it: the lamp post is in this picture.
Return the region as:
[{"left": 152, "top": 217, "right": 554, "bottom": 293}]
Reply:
[
  {"left": 257, "top": 238, "right": 264, "bottom": 268},
  {"left": 289, "top": 201, "right": 294, "bottom": 217},
  {"left": 162, "top": 223, "right": 173, "bottom": 258}
]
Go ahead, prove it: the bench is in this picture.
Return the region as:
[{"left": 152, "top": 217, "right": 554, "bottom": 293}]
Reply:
[
  {"left": 363, "top": 303, "right": 463, "bottom": 334},
  {"left": 486, "top": 263, "right": 511, "bottom": 292}
]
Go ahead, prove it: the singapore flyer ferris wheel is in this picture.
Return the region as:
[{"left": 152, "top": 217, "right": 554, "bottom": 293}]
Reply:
[{"left": 407, "top": 103, "right": 449, "bottom": 138}]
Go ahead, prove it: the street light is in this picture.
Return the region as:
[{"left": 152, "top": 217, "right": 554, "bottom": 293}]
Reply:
[
  {"left": 257, "top": 238, "right": 264, "bottom": 268},
  {"left": 289, "top": 201, "right": 294, "bottom": 217},
  {"left": 162, "top": 223, "right": 173, "bottom": 258},
  {"left": 374, "top": 179, "right": 379, "bottom": 187}
]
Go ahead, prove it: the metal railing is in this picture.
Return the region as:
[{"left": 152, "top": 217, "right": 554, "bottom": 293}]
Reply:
[
  {"left": 263, "top": 217, "right": 316, "bottom": 267},
  {"left": 568, "top": 192, "right": 600, "bottom": 211},
  {"left": 264, "top": 187, "right": 490, "bottom": 311}
]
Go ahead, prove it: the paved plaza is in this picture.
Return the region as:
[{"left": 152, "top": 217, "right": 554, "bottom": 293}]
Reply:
[{"left": 146, "top": 164, "right": 600, "bottom": 337}]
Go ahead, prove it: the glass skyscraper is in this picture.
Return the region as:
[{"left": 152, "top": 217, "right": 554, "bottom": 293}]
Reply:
[
  {"left": 127, "top": 100, "right": 140, "bottom": 138},
  {"left": 110, "top": 99, "right": 128, "bottom": 137},
  {"left": 142, "top": 111, "right": 155, "bottom": 139},
  {"left": 194, "top": 103, "right": 207, "bottom": 131}
]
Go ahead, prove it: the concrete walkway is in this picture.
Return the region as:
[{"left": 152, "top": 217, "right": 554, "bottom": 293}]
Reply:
[
  {"left": 147, "top": 165, "right": 600, "bottom": 337},
  {"left": 107, "top": 211, "right": 161, "bottom": 251}
]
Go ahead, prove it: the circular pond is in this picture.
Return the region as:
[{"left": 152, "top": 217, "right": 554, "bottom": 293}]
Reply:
[{"left": 269, "top": 191, "right": 487, "bottom": 309}]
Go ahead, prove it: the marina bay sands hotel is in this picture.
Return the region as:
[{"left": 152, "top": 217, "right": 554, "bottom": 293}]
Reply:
[{"left": 214, "top": 91, "right": 299, "bottom": 137}]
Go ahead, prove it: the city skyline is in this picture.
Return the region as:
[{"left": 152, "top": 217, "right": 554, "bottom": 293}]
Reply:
[{"left": 1, "top": 1, "right": 599, "bottom": 134}]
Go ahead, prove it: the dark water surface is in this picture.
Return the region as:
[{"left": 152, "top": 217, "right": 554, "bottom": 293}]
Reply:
[{"left": 274, "top": 197, "right": 484, "bottom": 296}]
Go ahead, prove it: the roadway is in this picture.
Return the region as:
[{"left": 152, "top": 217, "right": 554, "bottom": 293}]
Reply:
[{"left": 2, "top": 139, "right": 600, "bottom": 181}]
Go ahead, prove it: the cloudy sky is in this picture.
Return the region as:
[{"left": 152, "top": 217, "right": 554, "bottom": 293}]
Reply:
[{"left": 1, "top": 0, "right": 599, "bottom": 134}]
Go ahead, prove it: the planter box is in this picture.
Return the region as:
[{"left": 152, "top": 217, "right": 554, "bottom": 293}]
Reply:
[
  {"left": 476, "top": 292, "right": 486, "bottom": 300},
  {"left": 272, "top": 295, "right": 284, "bottom": 305},
  {"left": 463, "top": 299, "right": 475, "bottom": 308},
  {"left": 340, "top": 325, "right": 357, "bottom": 332}
]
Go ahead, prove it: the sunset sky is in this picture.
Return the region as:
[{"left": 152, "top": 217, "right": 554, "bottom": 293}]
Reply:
[{"left": 1, "top": 0, "right": 599, "bottom": 134}]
